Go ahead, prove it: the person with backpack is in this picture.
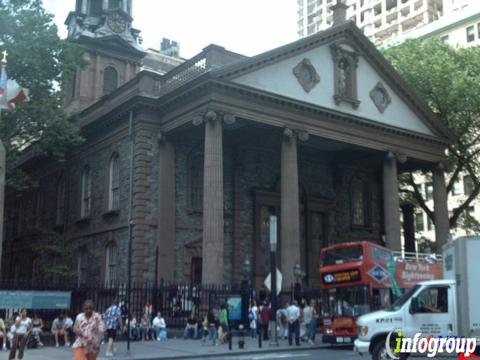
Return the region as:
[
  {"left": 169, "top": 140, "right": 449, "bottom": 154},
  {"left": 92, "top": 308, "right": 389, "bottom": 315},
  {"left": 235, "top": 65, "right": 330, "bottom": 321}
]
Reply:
[
  {"left": 260, "top": 301, "right": 271, "bottom": 341},
  {"left": 248, "top": 300, "right": 258, "bottom": 339}
]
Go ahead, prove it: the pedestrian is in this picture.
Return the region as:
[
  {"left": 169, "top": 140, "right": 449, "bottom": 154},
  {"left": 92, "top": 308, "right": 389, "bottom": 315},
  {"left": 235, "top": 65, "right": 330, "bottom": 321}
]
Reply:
[
  {"left": 248, "top": 300, "right": 258, "bottom": 339},
  {"left": 51, "top": 312, "right": 70, "bottom": 347},
  {"left": 260, "top": 301, "right": 271, "bottom": 341},
  {"left": 72, "top": 300, "right": 105, "bottom": 360},
  {"left": 9, "top": 309, "right": 32, "bottom": 360},
  {"left": 0, "top": 315, "right": 6, "bottom": 351},
  {"left": 207, "top": 309, "right": 217, "bottom": 346},
  {"left": 201, "top": 313, "right": 209, "bottom": 344},
  {"left": 305, "top": 299, "right": 318, "bottom": 345},
  {"left": 183, "top": 312, "right": 198, "bottom": 340},
  {"left": 103, "top": 298, "right": 123, "bottom": 357},
  {"left": 65, "top": 314, "right": 75, "bottom": 345},
  {"left": 299, "top": 297, "right": 307, "bottom": 341},
  {"left": 139, "top": 313, "right": 152, "bottom": 341},
  {"left": 152, "top": 311, "right": 167, "bottom": 341},
  {"left": 31, "top": 313, "right": 44, "bottom": 347},
  {"left": 276, "top": 303, "right": 288, "bottom": 340},
  {"left": 218, "top": 303, "right": 229, "bottom": 344},
  {"left": 286, "top": 300, "right": 301, "bottom": 346}
]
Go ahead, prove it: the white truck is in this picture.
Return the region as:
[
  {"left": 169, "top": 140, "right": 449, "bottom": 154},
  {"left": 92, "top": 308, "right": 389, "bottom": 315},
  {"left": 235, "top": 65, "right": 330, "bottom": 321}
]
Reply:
[{"left": 354, "top": 236, "right": 480, "bottom": 359}]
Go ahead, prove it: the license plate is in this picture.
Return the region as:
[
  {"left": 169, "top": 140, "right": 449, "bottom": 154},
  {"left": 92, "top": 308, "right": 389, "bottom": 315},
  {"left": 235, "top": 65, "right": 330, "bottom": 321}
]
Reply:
[
  {"left": 344, "top": 337, "right": 351, "bottom": 342},
  {"left": 336, "top": 337, "right": 344, "bottom": 343}
]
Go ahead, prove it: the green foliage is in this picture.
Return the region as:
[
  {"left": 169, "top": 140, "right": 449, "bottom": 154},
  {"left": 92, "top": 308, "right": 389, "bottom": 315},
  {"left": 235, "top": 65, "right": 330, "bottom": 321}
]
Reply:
[
  {"left": 31, "top": 229, "right": 88, "bottom": 282},
  {"left": 0, "top": 0, "right": 85, "bottom": 189},
  {"left": 384, "top": 38, "right": 480, "bottom": 231}
]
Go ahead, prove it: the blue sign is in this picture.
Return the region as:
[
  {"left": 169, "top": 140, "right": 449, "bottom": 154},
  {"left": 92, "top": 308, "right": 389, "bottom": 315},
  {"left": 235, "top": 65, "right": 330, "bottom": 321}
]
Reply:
[
  {"left": 368, "top": 265, "right": 389, "bottom": 282},
  {"left": 227, "top": 296, "right": 242, "bottom": 321},
  {"left": 0, "top": 291, "right": 71, "bottom": 309}
]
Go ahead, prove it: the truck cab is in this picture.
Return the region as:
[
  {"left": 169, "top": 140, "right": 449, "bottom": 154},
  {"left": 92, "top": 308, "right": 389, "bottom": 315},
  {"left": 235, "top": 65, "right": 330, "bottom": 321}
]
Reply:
[{"left": 354, "top": 279, "right": 457, "bottom": 359}]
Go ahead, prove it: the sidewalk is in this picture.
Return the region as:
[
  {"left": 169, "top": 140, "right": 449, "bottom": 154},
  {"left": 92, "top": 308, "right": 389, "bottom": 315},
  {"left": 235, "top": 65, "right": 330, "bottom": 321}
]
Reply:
[{"left": 14, "top": 337, "right": 330, "bottom": 360}]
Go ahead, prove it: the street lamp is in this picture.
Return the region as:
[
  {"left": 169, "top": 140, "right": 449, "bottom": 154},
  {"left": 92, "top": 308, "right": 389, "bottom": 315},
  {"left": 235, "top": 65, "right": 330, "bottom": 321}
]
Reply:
[
  {"left": 269, "top": 215, "right": 279, "bottom": 346},
  {"left": 241, "top": 259, "right": 251, "bottom": 327}
]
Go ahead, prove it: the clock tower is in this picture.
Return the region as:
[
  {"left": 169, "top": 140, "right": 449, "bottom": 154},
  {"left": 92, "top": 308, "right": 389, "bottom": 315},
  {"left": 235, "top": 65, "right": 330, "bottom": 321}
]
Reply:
[{"left": 64, "top": 0, "right": 146, "bottom": 113}]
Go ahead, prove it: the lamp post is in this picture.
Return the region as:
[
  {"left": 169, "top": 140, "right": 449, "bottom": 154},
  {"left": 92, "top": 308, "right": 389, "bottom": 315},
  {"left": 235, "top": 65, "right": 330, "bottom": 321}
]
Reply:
[
  {"left": 269, "top": 215, "right": 279, "bottom": 346},
  {"left": 241, "top": 259, "right": 251, "bottom": 327}
]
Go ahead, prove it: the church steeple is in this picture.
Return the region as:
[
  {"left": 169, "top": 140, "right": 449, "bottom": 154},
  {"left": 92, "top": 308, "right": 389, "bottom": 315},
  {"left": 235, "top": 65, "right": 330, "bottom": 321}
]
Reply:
[{"left": 64, "top": 0, "right": 146, "bottom": 114}]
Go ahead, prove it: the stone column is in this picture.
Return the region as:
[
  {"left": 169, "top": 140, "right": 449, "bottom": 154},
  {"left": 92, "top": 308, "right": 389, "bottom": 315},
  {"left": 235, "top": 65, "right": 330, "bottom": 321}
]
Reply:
[
  {"left": 401, "top": 204, "right": 416, "bottom": 253},
  {"left": 383, "top": 152, "right": 401, "bottom": 251},
  {"left": 81, "top": 0, "right": 88, "bottom": 14},
  {"left": 281, "top": 128, "right": 302, "bottom": 286},
  {"left": 195, "top": 110, "right": 234, "bottom": 284},
  {"left": 0, "top": 140, "right": 5, "bottom": 277},
  {"left": 433, "top": 164, "right": 449, "bottom": 248},
  {"left": 122, "top": 0, "right": 128, "bottom": 12},
  {"left": 157, "top": 133, "right": 176, "bottom": 282},
  {"left": 102, "top": 0, "right": 108, "bottom": 10}
]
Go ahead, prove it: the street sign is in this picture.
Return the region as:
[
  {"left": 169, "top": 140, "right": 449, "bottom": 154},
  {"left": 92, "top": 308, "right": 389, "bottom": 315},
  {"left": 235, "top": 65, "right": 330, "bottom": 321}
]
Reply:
[
  {"left": 264, "top": 268, "right": 282, "bottom": 296},
  {"left": 0, "top": 290, "right": 71, "bottom": 309}
]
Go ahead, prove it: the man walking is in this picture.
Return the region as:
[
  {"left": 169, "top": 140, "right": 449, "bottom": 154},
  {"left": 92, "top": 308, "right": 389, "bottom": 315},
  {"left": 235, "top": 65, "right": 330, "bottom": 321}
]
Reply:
[
  {"left": 104, "top": 299, "right": 122, "bottom": 357},
  {"left": 286, "top": 300, "right": 301, "bottom": 346}
]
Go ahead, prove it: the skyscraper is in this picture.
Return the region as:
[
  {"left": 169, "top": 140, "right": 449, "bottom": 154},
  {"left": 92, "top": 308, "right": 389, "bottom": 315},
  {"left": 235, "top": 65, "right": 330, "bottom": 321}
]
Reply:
[{"left": 297, "top": 0, "right": 443, "bottom": 46}]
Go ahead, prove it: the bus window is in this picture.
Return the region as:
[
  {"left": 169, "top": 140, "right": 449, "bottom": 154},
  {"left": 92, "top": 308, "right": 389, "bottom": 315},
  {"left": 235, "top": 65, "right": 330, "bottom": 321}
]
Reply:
[
  {"left": 321, "top": 245, "right": 363, "bottom": 266},
  {"left": 322, "top": 286, "right": 370, "bottom": 317}
]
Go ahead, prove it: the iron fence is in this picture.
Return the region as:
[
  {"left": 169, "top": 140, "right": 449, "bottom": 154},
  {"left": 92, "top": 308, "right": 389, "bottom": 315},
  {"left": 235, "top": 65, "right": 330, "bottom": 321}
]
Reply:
[{"left": 0, "top": 280, "right": 322, "bottom": 329}]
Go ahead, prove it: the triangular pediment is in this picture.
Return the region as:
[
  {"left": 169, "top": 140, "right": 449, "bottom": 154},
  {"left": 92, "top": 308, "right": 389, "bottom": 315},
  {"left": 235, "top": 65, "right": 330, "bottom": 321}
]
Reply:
[{"left": 215, "top": 23, "right": 452, "bottom": 141}]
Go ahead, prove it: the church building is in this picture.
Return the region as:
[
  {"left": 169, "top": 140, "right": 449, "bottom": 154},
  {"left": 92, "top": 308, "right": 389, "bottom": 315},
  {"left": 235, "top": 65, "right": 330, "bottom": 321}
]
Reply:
[{"left": 2, "top": 0, "right": 453, "bottom": 288}]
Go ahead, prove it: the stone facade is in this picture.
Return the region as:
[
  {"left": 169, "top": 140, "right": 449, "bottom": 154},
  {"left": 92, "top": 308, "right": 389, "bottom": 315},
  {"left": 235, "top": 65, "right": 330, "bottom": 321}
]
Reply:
[{"left": 1, "top": 4, "right": 452, "bottom": 286}]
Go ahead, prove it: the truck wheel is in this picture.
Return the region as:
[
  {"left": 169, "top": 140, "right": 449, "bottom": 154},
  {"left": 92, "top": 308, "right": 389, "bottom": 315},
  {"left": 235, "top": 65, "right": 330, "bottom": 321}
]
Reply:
[
  {"left": 372, "top": 340, "right": 409, "bottom": 360},
  {"left": 372, "top": 341, "right": 389, "bottom": 360}
]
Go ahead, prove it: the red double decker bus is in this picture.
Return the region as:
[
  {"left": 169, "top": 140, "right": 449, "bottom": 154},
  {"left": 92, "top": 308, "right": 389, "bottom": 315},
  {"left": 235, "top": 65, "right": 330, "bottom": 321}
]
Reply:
[{"left": 319, "top": 241, "right": 443, "bottom": 345}]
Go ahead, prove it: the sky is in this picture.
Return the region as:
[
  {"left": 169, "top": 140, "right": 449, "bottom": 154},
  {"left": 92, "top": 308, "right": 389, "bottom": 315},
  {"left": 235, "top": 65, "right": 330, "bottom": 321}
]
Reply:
[{"left": 42, "top": 0, "right": 299, "bottom": 59}]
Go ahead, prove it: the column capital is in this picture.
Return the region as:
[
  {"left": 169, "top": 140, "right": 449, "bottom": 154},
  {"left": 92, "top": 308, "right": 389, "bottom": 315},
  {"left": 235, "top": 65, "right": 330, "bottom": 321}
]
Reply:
[
  {"left": 156, "top": 131, "right": 167, "bottom": 144},
  {"left": 282, "top": 128, "right": 309, "bottom": 142},
  {"left": 192, "top": 109, "right": 236, "bottom": 126},
  {"left": 384, "top": 151, "right": 407, "bottom": 163}
]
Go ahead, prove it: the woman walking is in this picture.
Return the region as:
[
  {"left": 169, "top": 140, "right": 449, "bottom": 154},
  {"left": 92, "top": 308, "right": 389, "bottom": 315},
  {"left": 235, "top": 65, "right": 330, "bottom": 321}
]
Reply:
[
  {"left": 9, "top": 309, "right": 32, "bottom": 360},
  {"left": 72, "top": 300, "right": 105, "bottom": 360}
]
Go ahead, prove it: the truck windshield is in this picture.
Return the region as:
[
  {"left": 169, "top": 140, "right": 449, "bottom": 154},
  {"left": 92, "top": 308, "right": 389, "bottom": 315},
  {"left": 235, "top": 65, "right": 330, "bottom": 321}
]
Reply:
[
  {"left": 321, "top": 245, "right": 363, "bottom": 266},
  {"left": 321, "top": 285, "right": 371, "bottom": 317},
  {"left": 386, "top": 284, "right": 421, "bottom": 311}
]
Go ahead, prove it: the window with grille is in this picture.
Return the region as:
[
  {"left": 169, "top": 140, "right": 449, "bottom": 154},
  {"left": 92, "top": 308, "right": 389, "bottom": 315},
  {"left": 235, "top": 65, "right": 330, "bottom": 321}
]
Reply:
[
  {"left": 463, "top": 175, "right": 473, "bottom": 196},
  {"left": 56, "top": 176, "right": 66, "bottom": 226},
  {"left": 466, "top": 25, "right": 475, "bottom": 42},
  {"left": 105, "top": 244, "right": 118, "bottom": 285},
  {"left": 350, "top": 178, "right": 369, "bottom": 228},
  {"left": 108, "top": 153, "right": 120, "bottom": 210},
  {"left": 188, "top": 152, "right": 204, "bottom": 210},
  {"left": 103, "top": 66, "right": 118, "bottom": 95},
  {"left": 415, "top": 213, "right": 424, "bottom": 232},
  {"left": 81, "top": 166, "right": 92, "bottom": 218}
]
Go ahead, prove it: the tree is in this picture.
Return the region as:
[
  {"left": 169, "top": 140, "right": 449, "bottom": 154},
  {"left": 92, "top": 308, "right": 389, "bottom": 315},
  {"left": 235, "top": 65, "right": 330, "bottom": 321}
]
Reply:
[
  {"left": 383, "top": 38, "right": 480, "bottom": 232},
  {"left": 0, "top": 0, "right": 85, "bottom": 190}
]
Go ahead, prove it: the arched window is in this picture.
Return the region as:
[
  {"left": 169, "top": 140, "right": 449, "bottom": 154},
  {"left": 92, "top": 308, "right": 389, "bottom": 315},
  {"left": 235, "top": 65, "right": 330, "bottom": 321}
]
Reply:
[
  {"left": 350, "top": 177, "right": 370, "bottom": 228},
  {"left": 56, "top": 176, "right": 66, "bottom": 226},
  {"left": 105, "top": 243, "right": 118, "bottom": 285},
  {"left": 103, "top": 66, "right": 118, "bottom": 95},
  {"left": 81, "top": 166, "right": 92, "bottom": 218},
  {"left": 188, "top": 151, "right": 204, "bottom": 210},
  {"left": 108, "top": 153, "right": 120, "bottom": 210}
]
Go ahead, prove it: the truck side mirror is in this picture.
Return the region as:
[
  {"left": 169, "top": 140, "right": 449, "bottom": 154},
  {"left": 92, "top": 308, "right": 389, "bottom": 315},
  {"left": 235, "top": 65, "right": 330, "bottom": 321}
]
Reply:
[{"left": 410, "top": 297, "right": 418, "bottom": 314}]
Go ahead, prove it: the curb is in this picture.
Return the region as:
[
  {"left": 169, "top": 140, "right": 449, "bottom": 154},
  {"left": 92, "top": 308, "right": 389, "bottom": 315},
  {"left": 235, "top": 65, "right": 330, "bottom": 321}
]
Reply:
[{"left": 113, "top": 344, "right": 329, "bottom": 360}]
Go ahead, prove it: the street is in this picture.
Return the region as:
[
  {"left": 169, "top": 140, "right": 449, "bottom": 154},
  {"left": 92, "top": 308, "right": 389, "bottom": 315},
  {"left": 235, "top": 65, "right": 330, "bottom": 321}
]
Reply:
[{"left": 196, "top": 346, "right": 359, "bottom": 360}]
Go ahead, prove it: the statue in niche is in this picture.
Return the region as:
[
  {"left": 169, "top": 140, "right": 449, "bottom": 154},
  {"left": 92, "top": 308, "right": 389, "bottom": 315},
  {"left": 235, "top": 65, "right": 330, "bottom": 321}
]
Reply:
[{"left": 338, "top": 57, "right": 350, "bottom": 97}]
